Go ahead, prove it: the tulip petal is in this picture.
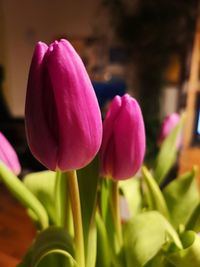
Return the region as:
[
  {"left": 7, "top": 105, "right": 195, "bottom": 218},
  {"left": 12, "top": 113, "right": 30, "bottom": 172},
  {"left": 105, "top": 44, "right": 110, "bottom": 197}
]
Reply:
[
  {"left": 113, "top": 95, "right": 145, "bottom": 179},
  {"left": 25, "top": 42, "right": 58, "bottom": 170},
  {"left": 0, "top": 132, "right": 21, "bottom": 175},
  {"left": 158, "top": 113, "right": 180, "bottom": 145},
  {"left": 100, "top": 94, "right": 145, "bottom": 180},
  {"left": 100, "top": 96, "right": 122, "bottom": 176},
  {"left": 44, "top": 39, "right": 102, "bottom": 170}
]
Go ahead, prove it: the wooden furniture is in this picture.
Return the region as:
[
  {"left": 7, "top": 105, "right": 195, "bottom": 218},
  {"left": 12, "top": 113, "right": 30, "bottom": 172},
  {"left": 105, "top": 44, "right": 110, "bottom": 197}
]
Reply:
[
  {"left": 0, "top": 185, "right": 36, "bottom": 267},
  {"left": 179, "top": 14, "right": 200, "bottom": 182}
]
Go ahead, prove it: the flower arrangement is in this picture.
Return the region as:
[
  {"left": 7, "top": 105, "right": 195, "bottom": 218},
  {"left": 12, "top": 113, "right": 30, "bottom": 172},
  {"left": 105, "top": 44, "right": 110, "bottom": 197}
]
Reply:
[{"left": 0, "top": 39, "right": 200, "bottom": 267}]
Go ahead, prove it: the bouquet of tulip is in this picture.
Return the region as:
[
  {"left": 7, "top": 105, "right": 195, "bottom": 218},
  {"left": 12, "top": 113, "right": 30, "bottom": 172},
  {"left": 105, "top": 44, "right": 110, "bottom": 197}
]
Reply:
[{"left": 0, "top": 39, "right": 200, "bottom": 267}]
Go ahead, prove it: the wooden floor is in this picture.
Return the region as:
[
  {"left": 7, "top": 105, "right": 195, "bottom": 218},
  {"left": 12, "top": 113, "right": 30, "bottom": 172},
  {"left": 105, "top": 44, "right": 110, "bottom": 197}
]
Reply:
[{"left": 0, "top": 184, "right": 36, "bottom": 267}]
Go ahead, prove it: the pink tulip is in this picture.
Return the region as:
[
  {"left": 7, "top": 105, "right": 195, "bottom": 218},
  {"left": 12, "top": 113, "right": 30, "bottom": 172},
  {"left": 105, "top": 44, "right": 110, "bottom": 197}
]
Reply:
[
  {"left": 0, "top": 132, "right": 21, "bottom": 175},
  {"left": 25, "top": 39, "right": 102, "bottom": 171},
  {"left": 158, "top": 113, "right": 181, "bottom": 147},
  {"left": 100, "top": 94, "right": 146, "bottom": 180}
]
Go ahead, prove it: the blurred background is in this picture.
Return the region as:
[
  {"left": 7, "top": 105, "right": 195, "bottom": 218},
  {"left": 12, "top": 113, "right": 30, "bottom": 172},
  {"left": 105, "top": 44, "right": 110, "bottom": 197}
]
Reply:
[
  {"left": 0, "top": 0, "right": 199, "bottom": 173},
  {"left": 0, "top": 1, "right": 200, "bottom": 265}
]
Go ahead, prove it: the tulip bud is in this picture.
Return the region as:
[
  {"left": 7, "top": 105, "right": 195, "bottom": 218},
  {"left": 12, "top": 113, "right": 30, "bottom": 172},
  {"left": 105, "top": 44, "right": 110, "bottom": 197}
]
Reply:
[
  {"left": 100, "top": 94, "right": 146, "bottom": 180},
  {"left": 25, "top": 39, "right": 102, "bottom": 171},
  {"left": 0, "top": 132, "right": 21, "bottom": 175},
  {"left": 158, "top": 113, "right": 181, "bottom": 147}
]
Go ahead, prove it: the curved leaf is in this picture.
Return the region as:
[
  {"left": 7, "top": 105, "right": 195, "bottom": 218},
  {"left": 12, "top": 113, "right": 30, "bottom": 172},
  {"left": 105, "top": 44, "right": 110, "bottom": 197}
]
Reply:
[
  {"left": 166, "top": 231, "right": 200, "bottom": 267},
  {"left": 24, "top": 171, "right": 57, "bottom": 225},
  {"left": 31, "top": 227, "right": 77, "bottom": 267},
  {"left": 142, "top": 166, "right": 169, "bottom": 219},
  {"left": 123, "top": 211, "right": 182, "bottom": 267},
  {"left": 0, "top": 162, "right": 48, "bottom": 229},
  {"left": 119, "top": 177, "right": 143, "bottom": 218},
  {"left": 144, "top": 250, "right": 174, "bottom": 267},
  {"left": 163, "top": 168, "right": 199, "bottom": 229}
]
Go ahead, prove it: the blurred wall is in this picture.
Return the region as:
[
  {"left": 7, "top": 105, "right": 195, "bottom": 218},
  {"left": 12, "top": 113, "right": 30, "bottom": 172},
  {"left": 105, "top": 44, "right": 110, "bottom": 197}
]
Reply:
[{"left": 0, "top": 0, "right": 100, "bottom": 117}]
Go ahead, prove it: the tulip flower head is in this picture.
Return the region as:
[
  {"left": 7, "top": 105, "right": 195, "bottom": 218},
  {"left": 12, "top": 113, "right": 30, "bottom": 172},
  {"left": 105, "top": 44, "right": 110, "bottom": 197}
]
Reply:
[
  {"left": 25, "top": 39, "right": 102, "bottom": 171},
  {"left": 100, "top": 94, "right": 146, "bottom": 180},
  {"left": 0, "top": 132, "right": 21, "bottom": 175},
  {"left": 158, "top": 113, "right": 181, "bottom": 147}
]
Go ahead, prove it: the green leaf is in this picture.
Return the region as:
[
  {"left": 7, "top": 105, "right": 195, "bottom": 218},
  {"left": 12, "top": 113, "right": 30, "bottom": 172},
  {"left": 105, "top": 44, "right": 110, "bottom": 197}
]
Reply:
[
  {"left": 95, "top": 212, "right": 113, "bottom": 267},
  {"left": 142, "top": 166, "right": 169, "bottom": 219},
  {"left": 144, "top": 251, "right": 174, "bottom": 267},
  {"left": 119, "top": 177, "right": 143, "bottom": 217},
  {"left": 54, "top": 172, "right": 67, "bottom": 227},
  {"left": 100, "top": 179, "right": 112, "bottom": 222},
  {"left": 123, "top": 211, "right": 182, "bottom": 267},
  {"left": 166, "top": 231, "right": 200, "bottom": 267},
  {"left": 0, "top": 162, "right": 48, "bottom": 229},
  {"left": 186, "top": 203, "right": 200, "bottom": 232},
  {"left": 85, "top": 219, "right": 97, "bottom": 267},
  {"left": 154, "top": 114, "right": 185, "bottom": 184},
  {"left": 30, "top": 226, "right": 77, "bottom": 267},
  {"left": 100, "top": 179, "right": 117, "bottom": 255},
  {"left": 77, "top": 157, "right": 99, "bottom": 267},
  {"left": 24, "top": 171, "right": 57, "bottom": 225},
  {"left": 163, "top": 168, "right": 199, "bottom": 229}
]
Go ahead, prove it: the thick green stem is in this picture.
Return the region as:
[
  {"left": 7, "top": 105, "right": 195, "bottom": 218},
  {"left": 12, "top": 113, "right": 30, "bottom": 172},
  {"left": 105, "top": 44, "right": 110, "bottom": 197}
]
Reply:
[
  {"left": 67, "top": 170, "right": 85, "bottom": 267},
  {"left": 55, "top": 171, "right": 65, "bottom": 227},
  {"left": 112, "top": 181, "right": 123, "bottom": 249},
  {"left": 55, "top": 172, "right": 73, "bottom": 234}
]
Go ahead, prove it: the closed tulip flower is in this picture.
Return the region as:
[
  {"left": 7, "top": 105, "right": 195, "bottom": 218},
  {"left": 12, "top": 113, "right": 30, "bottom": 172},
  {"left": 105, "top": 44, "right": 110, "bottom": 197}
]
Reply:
[
  {"left": 25, "top": 39, "right": 102, "bottom": 171},
  {"left": 100, "top": 94, "right": 145, "bottom": 180},
  {"left": 0, "top": 132, "right": 21, "bottom": 175},
  {"left": 158, "top": 113, "right": 181, "bottom": 147}
]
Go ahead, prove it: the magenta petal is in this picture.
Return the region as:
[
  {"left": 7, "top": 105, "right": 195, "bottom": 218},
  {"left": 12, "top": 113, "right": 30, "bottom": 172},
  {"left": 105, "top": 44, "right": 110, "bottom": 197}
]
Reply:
[
  {"left": 25, "top": 39, "right": 102, "bottom": 171},
  {"left": 0, "top": 132, "right": 21, "bottom": 175},
  {"left": 100, "top": 96, "right": 122, "bottom": 175},
  {"left": 113, "top": 95, "right": 145, "bottom": 179},
  {"left": 158, "top": 113, "right": 180, "bottom": 146},
  {"left": 100, "top": 94, "right": 146, "bottom": 180},
  {"left": 45, "top": 40, "right": 102, "bottom": 170},
  {"left": 25, "top": 42, "right": 58, "bottom": 170}
]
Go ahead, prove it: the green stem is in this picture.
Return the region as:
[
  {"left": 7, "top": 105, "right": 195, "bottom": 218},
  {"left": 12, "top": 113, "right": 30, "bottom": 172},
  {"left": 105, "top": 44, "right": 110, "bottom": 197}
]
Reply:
[
  {"left": 55, "top": 171, "right": 66, "bottom": 227},
  {"left": 67, "top": 170, "right": 85, "bottom": 267},
  {"left": 112, "top": 181, "right": 123, "bottom": 249}
]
